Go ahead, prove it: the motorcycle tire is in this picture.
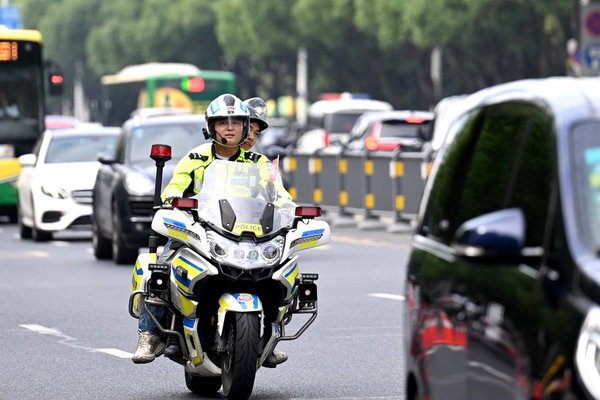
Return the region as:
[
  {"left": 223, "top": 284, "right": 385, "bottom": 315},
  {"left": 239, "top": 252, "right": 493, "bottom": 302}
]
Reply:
[
  {"left": 221, "top": 312, "right": 261, "bottom": 400},
  {"left": 185, "top": 372, "right": 221, "bottom": 395}
]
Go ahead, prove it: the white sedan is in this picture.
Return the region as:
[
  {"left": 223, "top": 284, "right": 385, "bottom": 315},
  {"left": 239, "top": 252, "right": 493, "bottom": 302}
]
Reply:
[{"left": 16, "top": 126, "right": 119, "bottom": 241}]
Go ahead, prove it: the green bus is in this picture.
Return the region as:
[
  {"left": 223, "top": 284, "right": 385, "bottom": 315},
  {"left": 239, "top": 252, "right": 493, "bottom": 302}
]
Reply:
[
  {"left": 100, "top": 63, "right": 236, "bottom": 126},
  {"left": 0, "top": 28, "right": 48, "bottom": 222}
]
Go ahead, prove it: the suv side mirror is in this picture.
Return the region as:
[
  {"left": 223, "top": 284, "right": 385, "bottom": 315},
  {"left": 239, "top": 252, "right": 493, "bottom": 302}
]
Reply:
[{"left": 452, "top": 208, "right": 543, "bottom": 262}]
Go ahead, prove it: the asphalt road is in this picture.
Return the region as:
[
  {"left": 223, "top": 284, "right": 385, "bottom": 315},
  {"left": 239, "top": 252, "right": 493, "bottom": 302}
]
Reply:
[{"left": 0, "top": 221, "right": 411, "bottom": 400}]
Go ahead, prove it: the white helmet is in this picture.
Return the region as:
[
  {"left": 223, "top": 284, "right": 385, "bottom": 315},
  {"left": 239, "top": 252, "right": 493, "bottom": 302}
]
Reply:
[{"left": 204, "top": 94, "right": 250, "bottom": 144}]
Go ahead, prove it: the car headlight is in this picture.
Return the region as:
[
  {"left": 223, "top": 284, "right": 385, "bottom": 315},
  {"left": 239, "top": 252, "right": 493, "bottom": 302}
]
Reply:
[
  {"left": 41, "top": 184, "right": 68, "bottom": 199},
  {"left": 125, "top": 173, "right": 154, "bottom": 195},
  {"left": 576, "top": 306, "right": 600, "bottom": 398},
  {"left": 206, "top": 232, "right": 284, "bottom": 269}
]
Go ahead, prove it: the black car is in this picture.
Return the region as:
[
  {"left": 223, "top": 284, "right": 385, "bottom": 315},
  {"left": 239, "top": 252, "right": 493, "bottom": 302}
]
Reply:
[
  {"left": 404, "top": 77, "right": 600, "bottom": 399},
  {"left": 92, "top": 113, "right": 207, "bottom": 264}
]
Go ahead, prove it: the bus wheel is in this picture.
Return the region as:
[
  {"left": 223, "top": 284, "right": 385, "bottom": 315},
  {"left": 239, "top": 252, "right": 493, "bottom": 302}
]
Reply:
[{"left": 7, "top": 208, "right": 18, "bottom": 223}]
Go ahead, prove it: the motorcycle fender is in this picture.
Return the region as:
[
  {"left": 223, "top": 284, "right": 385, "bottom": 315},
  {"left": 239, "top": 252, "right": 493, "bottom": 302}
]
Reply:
[
  {"left": 217, "top": 293, "right": 263, "bottom": 336},
  {"left": 130, "top": 252, "right": 156, "bottom": 317}
]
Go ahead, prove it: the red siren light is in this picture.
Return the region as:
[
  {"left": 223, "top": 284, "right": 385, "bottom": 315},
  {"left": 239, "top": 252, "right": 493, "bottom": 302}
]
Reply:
[{"left": 150, "top": 144, "right": 172, "bottom": 161}]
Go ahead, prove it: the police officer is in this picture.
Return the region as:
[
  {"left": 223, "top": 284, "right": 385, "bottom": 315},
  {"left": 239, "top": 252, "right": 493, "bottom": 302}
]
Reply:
[{"left": 133, "top": 93, "right": 289, "bottom": 368}]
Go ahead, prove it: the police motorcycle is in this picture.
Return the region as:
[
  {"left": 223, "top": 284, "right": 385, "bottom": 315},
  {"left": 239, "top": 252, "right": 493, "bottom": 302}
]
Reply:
[{"left": 129, "top": 144, "right": 330, "bottom": 399}]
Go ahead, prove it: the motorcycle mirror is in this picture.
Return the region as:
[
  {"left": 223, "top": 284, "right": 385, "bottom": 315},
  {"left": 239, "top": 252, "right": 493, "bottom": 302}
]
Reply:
[
  {"left": 295, "top": 206, "right": 321, "bottom": 218},
  {"left": 172, "top": 197, "right": 198, "bottom": 210}
]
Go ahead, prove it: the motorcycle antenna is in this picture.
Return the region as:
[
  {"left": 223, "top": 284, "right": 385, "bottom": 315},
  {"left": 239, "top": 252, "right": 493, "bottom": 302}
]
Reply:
[{"left": 148, "top": 144, "right": 172, "bottom": 254}]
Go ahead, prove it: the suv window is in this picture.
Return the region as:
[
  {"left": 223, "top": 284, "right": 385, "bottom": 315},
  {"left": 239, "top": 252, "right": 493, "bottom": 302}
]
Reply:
[
  {"left": 421, "top": 102, "right": 553, "bottom": 247},
  {"left": 570, "top": 121, "right": 600, "bottom": 249}
]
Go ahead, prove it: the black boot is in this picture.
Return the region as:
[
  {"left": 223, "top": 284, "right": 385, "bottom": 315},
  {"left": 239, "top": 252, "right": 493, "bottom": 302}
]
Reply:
[
  {"left": 163, "top": 334, "right": 182, "bottom": 358},
  {"left": 262, "top": 348, "right": 288, "bottom": 368}
]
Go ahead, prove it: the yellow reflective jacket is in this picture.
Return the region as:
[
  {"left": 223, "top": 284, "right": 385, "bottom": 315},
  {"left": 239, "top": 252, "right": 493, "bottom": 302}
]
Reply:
[{"left": 161, "top": 143, "right": 291, "bottom": 204}]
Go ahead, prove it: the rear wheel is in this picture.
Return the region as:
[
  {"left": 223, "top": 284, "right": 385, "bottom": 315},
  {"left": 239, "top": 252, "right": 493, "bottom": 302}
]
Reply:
[
  {"left": 92, "top": 216, "right": 112, "bottom": 259},
  {"left": 111, "top": 201, "right": 138, "bottom": 264},
  {"left": 185, "top": 372, "right": 221, "bottom": 395},
  {"left": 221, "top": 313, "right": 261, "bottom": 400}
]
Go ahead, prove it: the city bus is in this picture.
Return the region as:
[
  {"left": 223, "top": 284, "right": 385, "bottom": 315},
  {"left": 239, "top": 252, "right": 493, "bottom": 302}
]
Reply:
[
  {"left": 0, "top": 28, "right": 47, "bottom": 222},
  {"left": 100, "top": 63, "right": 236, "bottom": 126}
]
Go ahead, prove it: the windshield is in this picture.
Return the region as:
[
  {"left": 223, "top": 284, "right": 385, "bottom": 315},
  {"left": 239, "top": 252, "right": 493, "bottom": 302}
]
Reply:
[
  {"left": 194, "top": 159, "right": 296, "bottom": 238},
  {"left": 571, "top": 121, "right": 600, "bottom": 250},
  {"left": 45, "top": 134, "right": 118, "bottom": 163},
  {"left": 128, "top": 122, "right": 207, "bottom": 163},
  {"left": 0, "top": 64, "right": 44, "bottom": 144},
  {"left": 327, "top": 112, "right": 363, "bottom": 134}
]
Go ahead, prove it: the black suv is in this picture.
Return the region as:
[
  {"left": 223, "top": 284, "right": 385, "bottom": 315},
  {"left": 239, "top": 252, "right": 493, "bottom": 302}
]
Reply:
[
  {"left": 91, "top": 114, "right": 207, "bottom": 264},
  {"left": 405, "top": 77, "right": 600, "bottom": 399}
]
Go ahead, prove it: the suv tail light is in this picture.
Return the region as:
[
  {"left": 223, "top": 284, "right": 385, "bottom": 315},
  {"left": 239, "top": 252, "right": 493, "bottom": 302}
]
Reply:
[{"left": 323, "top": 131, "right": 330, "bottom": 148}]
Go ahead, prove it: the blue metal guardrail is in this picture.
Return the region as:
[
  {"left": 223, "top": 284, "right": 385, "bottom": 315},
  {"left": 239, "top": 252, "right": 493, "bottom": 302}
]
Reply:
[{"left": 282, "top": 149, "right": 432, "bottom": 232}]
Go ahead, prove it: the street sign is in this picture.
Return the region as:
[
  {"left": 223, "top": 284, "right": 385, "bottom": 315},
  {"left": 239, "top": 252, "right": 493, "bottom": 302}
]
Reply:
[
  {"left": 0, "top": 6, "right": 22, "bottom": 29},
  {"left": 581, "top": 2, "right": 600, "bottom": 75}
]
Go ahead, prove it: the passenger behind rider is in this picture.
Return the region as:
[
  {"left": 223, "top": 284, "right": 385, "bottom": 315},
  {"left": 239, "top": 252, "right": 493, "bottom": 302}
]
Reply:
[
  {"left": 133, "top": 93, "right": 290, "bottom": 368},
  {"left": 241, "top": 97, "right": 269, "bottom": 152}
]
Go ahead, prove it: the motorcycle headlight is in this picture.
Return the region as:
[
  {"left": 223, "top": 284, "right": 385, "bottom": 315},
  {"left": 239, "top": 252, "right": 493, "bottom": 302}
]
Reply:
[
  {"left": 575, "top": 306, "right": 600, "bottom": 399},
  {"left": 206, "top": 232, "right": 284, "bottom": 269},
  {"left": 125, "top": 172, "right": 154, "bottom": 195},
  {"left": 41, "top": 184, "right": 68, "bottom": 199}
]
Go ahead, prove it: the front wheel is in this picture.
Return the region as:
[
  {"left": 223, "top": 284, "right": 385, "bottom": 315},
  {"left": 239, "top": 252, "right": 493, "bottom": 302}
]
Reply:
[
  {"left": 111, "top": 201, "right": 138, "bottom": 264},
  {"left": 221, "top": 313, "right": 261, "bottom": 400},
  {"left": 17, "top": 204, "right": 32, "bottom": 240},
  {"left": 92, "top": 216, "right": 111, "bottom": 259},
  {"left": 185, "top": 372, "right": 221, "bottom": 395}
]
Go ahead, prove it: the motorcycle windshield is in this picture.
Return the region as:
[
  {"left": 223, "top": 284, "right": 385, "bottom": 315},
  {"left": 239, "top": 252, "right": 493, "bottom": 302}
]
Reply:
[{"left": 194, "top": 159, "right": 296, "bottom": 238}]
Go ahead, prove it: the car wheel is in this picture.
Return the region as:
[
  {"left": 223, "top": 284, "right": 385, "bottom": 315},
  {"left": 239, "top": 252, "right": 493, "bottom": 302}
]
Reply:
[
  {"left": 92, "top": 216, "right": 112, "bottom": 259},
  {"left": 17, "top": 204, "right": 32, "bottom": 240},
  {"left": 111, "top": 201, "right": 138, "bottom": 264},
  {"left": 31, "top": 202, "right": 52, "bottom": 242},
  {"left": 32, "top": 225, "right": 52, "bottom": 242}
]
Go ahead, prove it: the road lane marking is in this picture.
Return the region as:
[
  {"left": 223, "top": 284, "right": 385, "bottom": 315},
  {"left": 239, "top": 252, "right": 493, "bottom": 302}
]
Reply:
[
  {"left": 368, "top": 293, "right": 405, "bottom": 301},
  {"left": 19, "top": 324, "right": 132, "bottom": 359},
  {"left": 332, "top": 235, "right": 409, "bottom": 249},
  {"left": 0, "top": 250, "right": 49, "bottom": 259},
  {"left": 95, "top": 348, "right": 134, "bottom": 358}
]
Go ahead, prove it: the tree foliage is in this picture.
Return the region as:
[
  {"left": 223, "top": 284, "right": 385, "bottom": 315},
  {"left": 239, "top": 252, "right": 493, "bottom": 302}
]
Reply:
[{"left": 14, "top": 0, "right": 578, "bottom": 114}]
